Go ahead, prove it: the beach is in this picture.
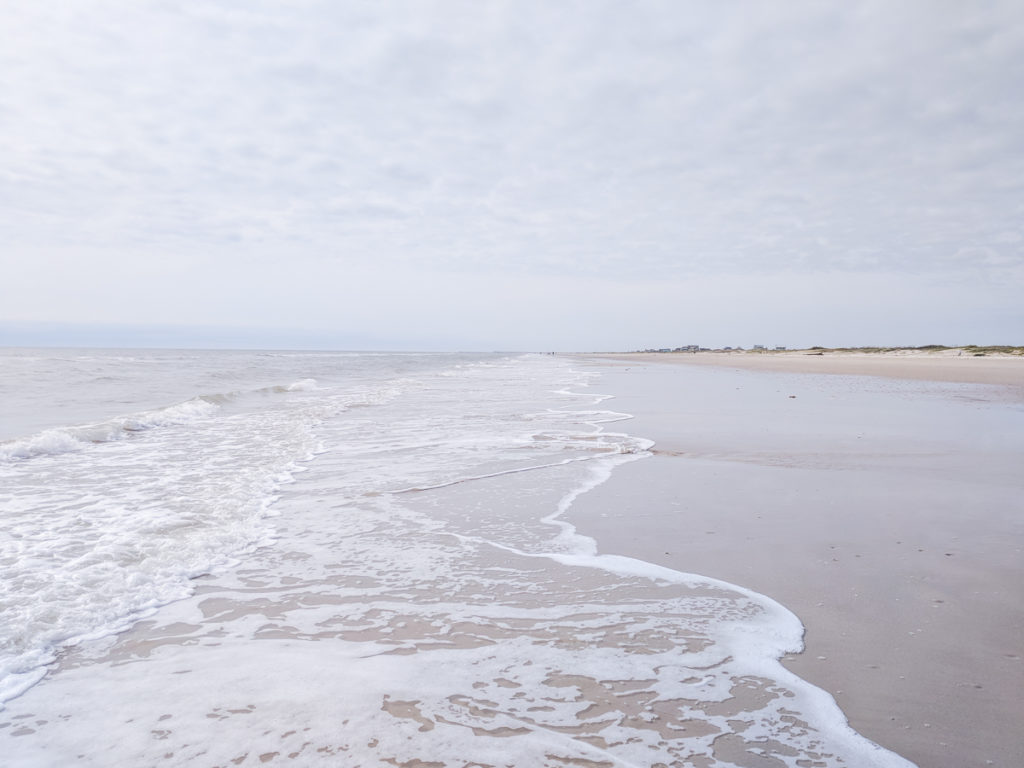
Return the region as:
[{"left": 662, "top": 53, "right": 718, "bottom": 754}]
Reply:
[
  {"left": 570, "top": 352, "right": 1024, "bottom": 768},
  {"left": 1, "top": 349, "right": 924, "bottom": 767},
  {"left": 599, "top": 349, "right": 1024, "bottom": 390}
]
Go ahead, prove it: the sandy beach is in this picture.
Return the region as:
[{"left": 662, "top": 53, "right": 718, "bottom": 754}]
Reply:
[
  {"left": 596, "top": 349, "right": 1024, "bottom": 390},
  {"left": 570, "top": 352, "right": 1024, "bottom": 768},
  {"left": 2, "top": 350, "right": 1020, "bottom": 766}
]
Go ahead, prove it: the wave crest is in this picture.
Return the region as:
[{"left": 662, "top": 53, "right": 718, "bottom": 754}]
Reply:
[{"left": 0, "top": 398, "right": 221, "bottom": 462}]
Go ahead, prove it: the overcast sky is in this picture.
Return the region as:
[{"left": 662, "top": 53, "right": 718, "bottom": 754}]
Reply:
[{"left": 2, "top": 1, "right": 1022, "bottom": 350}]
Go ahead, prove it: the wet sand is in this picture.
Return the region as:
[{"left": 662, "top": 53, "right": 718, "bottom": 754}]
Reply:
[{"left": 569, "top": 353, "right": 1024, "bottom": 768}]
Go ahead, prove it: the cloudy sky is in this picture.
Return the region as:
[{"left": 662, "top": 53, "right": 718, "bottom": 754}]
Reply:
[{"left": 2, "top": 1, "right": 1022, "bottom": 350}]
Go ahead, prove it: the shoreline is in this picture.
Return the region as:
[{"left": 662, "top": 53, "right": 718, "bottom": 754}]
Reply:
[
  {"left": 0, "top": 352, "right": 917, "bottom": 767},
  {"left": 567, "top": 354, "right": 1024, "bottom": 768}
]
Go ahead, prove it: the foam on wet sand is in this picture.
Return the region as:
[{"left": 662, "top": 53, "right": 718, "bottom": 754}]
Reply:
[
  {"left": 0, "top": 351, "right": 919, "bottom": 767},
  {"left": 570, "top": 351, "right": 1024, "bottom": 767}
]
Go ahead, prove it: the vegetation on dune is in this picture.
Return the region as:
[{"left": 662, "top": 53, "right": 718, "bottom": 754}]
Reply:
[
  {"left": 635, "top": 345, "right": 1024, "bottom": 355},
  {"left": 798, "top": 345, "right": 1024, "bottom": 355},
  {"left": 961, "top": 345, "right": 1024, "bottom": 355}
]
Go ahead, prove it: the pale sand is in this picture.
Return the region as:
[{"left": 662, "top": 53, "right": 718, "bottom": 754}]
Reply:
[
  {"left": 597, "top": 350, "right": 1024, "bottom": 393},
  {"left": 568, "top": 354, "right": 1024, "bottom": 768}
]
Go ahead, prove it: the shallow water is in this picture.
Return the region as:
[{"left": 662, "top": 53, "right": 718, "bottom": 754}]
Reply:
[{"left": 0, "top": 349, "right": 912, "bottom": 766}]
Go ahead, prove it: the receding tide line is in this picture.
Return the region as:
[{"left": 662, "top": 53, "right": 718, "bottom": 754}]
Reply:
[
  {"left": 391, "top": 397, "right": 644, "bottom": 494},
  {"left": 389, "top": 452, "right": 628, "bottom": 494},
  {"left": 448, "top": 532, "right": 910, "bottom": 764}
]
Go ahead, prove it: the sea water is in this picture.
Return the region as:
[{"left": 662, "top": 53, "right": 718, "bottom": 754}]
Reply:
[{"left": 0, "top": 348, "right": 912, "bottom": 766}]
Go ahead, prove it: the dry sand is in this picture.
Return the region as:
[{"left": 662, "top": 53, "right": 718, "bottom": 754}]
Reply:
[
  {"left": 568, "top": 352, "right": 1024, "bottom": 768},
  {"left": 599, "top": 349, "right": 1024, "bottom": 392}
]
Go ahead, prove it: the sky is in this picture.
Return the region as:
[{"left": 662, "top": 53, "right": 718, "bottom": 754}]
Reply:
[{"left": 2, "top": 1, "right": 1022, "bottom": 351}]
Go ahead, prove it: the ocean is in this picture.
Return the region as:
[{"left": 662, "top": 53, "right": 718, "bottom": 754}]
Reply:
[{"left": 0, "top": 348, "right": 911, "bottom": 766}]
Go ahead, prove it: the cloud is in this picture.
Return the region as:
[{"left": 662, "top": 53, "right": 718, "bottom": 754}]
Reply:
[{"left": 1, "top": 1, "right": 1022, "bottom": 346}]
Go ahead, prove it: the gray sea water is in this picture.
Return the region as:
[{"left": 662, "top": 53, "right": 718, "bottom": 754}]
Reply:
[{"left": 0, "top": 348, "right": 912, "bottom": 767}]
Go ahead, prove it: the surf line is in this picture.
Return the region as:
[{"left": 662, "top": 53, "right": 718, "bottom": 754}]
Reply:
[
  {"left": 389, "top": 450, "right": 637, "bottom": 494},
  {"left": 390, "top": 379, "right": 648, "bottom": 495}
]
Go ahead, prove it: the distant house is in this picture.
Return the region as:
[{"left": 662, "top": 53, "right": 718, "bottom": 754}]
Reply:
[
  {"left": 753, "top": 345, "right": 767, "bottom": 351},
  {"left": 775, "top": 346, "right": 787, "bottom": 351}
]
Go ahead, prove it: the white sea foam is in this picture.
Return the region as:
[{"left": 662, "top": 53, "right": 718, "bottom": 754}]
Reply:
[
  {"left": 0, "top": 397, "right": 221, "bottom": 461},
  {"left": 286, "top": 377, "right": 319, "bottom": 391},
  {"left": 0, "top": 351, "right": 457, "bottom": 709},
  {"left": 0, "top": 351, "right": 915, "bottom": 766}
]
